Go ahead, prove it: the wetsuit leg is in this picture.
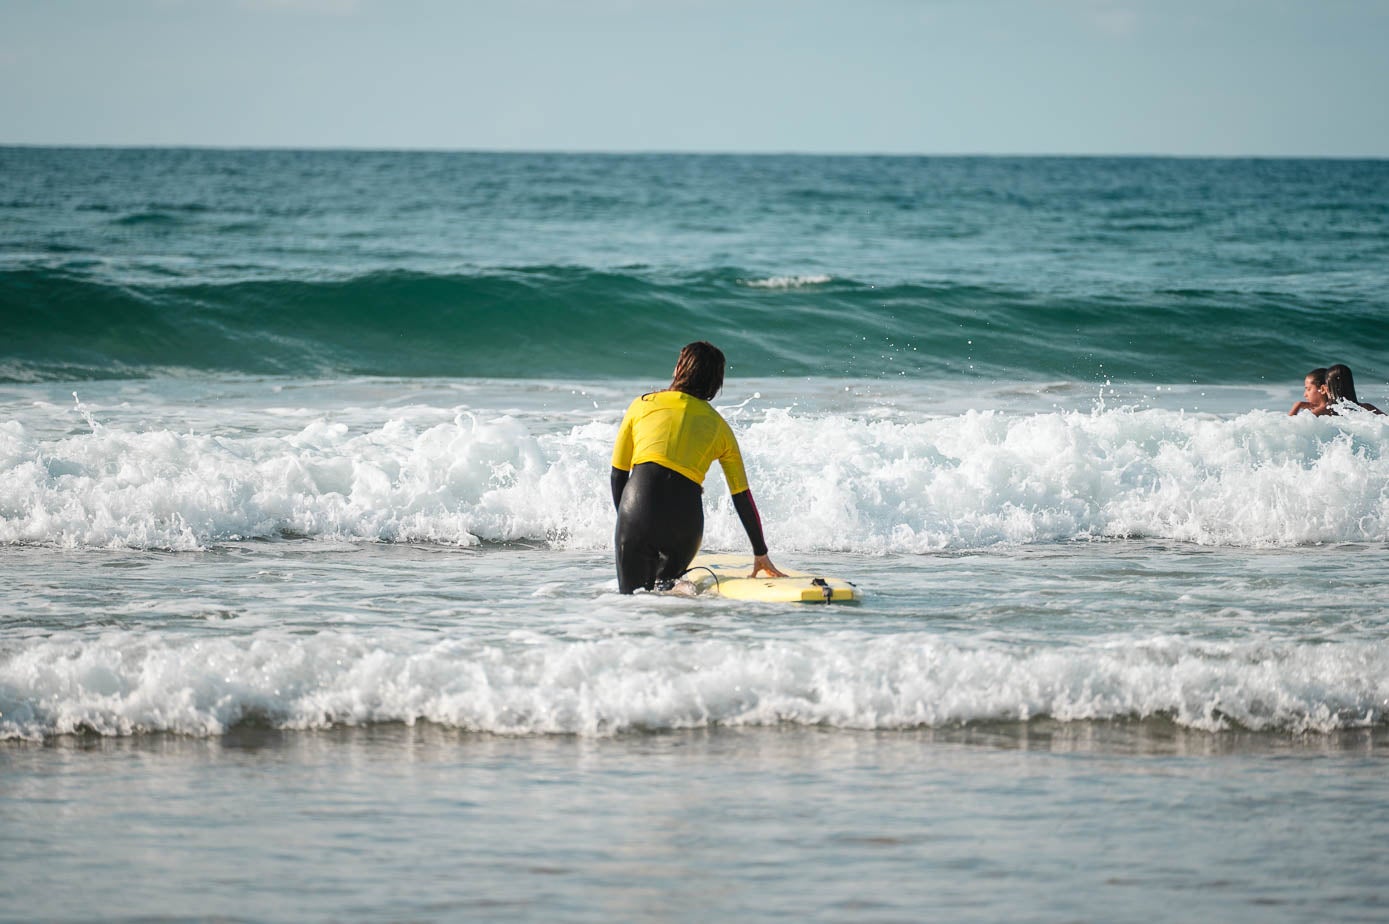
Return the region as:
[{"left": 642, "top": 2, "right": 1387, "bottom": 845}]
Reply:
[{"left": 614, "top": 462, "right": 704, "bottom": 593}]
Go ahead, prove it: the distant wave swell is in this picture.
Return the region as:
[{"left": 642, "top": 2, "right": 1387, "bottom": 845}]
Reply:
[{"left": 3, "top": 265, "right": 1385, "bottom": 383}]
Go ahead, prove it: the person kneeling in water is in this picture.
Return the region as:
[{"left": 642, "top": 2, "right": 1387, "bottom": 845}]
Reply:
[{"left": 610, "top": 341, "right": 786, "bottom": 594}]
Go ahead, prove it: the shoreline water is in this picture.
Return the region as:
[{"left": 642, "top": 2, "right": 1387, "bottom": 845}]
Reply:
[
  {"left": 4, "top": 537, "right": 1387, "bottom": 742},
  {"left": 5, "top": 724, "right": 1387, "bottom": 924},
  {"left": 8, "top": 713, "right": 1389, "bottom": 756}
]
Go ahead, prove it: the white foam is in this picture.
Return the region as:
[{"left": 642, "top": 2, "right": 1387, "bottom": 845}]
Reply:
[
  {"left": 706, "top": 406, "right": 1389, "bottom": 551},
  {"left": 1, "top": 405, "right": 1386, "bottom": 551},
  {"left": 0, "top": 414, "right": 614, "bottom": 549},
  {"left": 2, "top": 629, "right": 1383, "bottom": 739},
  {"left": 742, "top": 274, "right": 833, "bottom": 288}
]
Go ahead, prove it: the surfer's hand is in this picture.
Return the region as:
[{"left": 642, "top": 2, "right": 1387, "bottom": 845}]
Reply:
[{"left": 751, "top": 554, "right": 787, "bottom": 578}]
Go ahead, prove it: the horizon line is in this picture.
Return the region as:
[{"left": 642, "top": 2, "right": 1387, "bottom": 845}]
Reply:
[{"left": 2, "top": 142, "right": 1386, "bottom": 162}]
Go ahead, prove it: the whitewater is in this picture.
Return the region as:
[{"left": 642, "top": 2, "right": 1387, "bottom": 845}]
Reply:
[
  {"left": 3, "top": 375, "right": 1387, "bottom": 745},
  {"left": 5, "top": 378, "right": 1387, "bottom": 552}
]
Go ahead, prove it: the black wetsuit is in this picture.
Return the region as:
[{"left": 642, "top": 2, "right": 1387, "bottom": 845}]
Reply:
[{"left": 611, "top": 462, "right": 768, "bottom": 594}]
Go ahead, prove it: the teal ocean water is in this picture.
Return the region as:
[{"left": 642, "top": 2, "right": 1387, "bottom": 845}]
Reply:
[
  {"left": 3, "top": 148, "right": 1388, "bottom": 382},
  {"left": 2, "top": 149, "right": 1388, "bottom": 922}
]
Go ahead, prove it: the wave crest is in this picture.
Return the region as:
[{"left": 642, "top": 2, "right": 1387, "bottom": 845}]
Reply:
[
  {"left": 2, "top": 405, "right": 1387, "bottom": 551},
  {"left": 742, "top": 274, "right": 833, "bottom": 288},
  {"left": 4, "top": 265, "right": 1388, "bottom": 383},
  {"left": 3, "top": 630, "right": 1383, "bottom": 740}
]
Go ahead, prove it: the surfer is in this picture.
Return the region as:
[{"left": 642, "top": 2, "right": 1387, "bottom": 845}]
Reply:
[
  {"left": 610, "top": 341, "right": 786, "bottom": 593},
  {"left": 1288, "top": 367, "right": 1330, "bottom": 416},
  {"left": 1324, "top": 364, "right": 1384, "bottom": 415}
]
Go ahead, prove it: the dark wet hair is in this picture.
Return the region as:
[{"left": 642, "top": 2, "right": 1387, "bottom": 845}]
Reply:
[
  {"left": 669, "top": 341, "right": 725, "bottom": 401},
  {"left": 1326, "top": 364, "right": 1359, "bottom": 405},
  {"left": 1306, "top": 367, "right": 1328, "bottom": 387}
]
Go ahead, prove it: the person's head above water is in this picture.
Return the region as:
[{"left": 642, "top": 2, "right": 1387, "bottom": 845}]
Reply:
[
  {"left": 1326, "top": 364, "right": 1359, "bottom": 405},
  {"left": 669, "top": 341, "right": 726, "bottom": 401},
  {"left": 1303, "top": 367, "right": 1329, "bottom": 406}
]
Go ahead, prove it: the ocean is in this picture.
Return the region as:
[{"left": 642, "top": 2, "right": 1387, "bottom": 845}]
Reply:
[{"left": 2, "top": 147, "right": 1388, "bottom": 922}]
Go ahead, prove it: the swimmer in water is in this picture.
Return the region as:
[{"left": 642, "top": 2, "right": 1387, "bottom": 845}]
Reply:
[
  {"left": 1288, "top": 367, "right": 1330, "bottom": 416},
  {"left": 610, "top": 341, "right": 786, "bottom": 594},
  {"left": 1325, "top": 364, "right": 1384, "bottom": 415}
]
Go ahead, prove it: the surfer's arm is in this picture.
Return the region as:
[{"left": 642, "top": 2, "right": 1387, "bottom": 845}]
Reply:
[
  {"left": 717, "top": 422, "right": 784, "bottom": 576},
  {"left": 732, "top": 490, "right": 785, "bottom": 576},
  {"left": 610, "top": 404, "right": 637, "bottom": 509},
  {"left": 610, "top": 467, "right": 630, "bottom": 510},
  {"left": 730, "top": 490, "right": 768, "bottom": 555}
]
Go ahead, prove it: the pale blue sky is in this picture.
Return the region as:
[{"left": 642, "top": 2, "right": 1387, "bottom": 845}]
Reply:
[{"left": 2, "top": 0, "right": 1386, "bottom": 156}]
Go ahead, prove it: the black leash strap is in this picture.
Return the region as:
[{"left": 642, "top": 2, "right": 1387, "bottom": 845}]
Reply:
[{"left": 679, "top": 565, "right": 720, "bottom": 593}]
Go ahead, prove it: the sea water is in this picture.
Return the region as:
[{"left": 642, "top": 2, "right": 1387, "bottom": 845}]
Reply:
[{"left": 2, "top": 149, "right": 1388, "bottom": 922}]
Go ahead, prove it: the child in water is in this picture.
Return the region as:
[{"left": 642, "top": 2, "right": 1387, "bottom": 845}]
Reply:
[
  {"left": 1324, "top": 364, "right": 1384, "bottom": 415},
  {"left": 1288, "top": 367, "right": 1330, "bottom": 416}
]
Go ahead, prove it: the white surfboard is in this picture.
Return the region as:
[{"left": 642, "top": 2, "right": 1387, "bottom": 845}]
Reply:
[{"left": 679, "top": 553, "right": 859, "bottom": 603}]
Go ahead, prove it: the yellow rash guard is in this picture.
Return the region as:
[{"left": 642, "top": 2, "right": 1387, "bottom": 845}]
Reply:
[{"left": 610, "top": 390, "right": 750, "bottom": 494}]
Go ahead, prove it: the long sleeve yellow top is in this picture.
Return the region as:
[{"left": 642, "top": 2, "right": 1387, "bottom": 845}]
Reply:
[{"left": 610, "top": 391, "right": 751, "bottom": 494}]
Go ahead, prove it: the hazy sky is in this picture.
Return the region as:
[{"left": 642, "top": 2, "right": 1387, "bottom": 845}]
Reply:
[{"left": 2, "top": 0, "right": 1386, "bottom": 156}]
